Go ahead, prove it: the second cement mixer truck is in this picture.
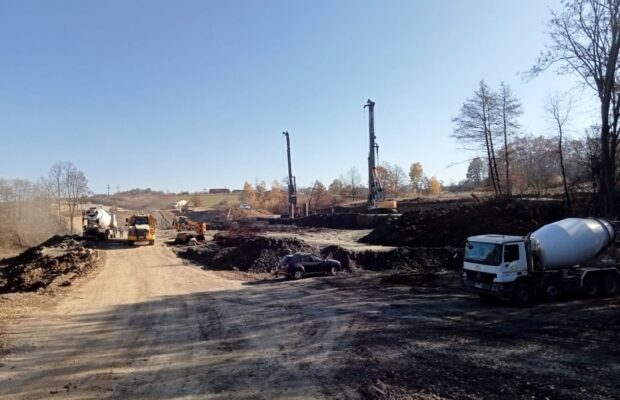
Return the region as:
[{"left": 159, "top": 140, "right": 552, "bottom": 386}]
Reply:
[
  {"left": 82, "top": 207, "right": 117, "bottom": 240},
  {"left": 463, "top": 218, "right": 619, "bottom": 306}
]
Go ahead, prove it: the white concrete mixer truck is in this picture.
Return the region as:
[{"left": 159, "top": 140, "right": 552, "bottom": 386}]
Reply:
[
  {"left": 462, "top": 218, "right": 619, "bottom": 306},
  {"left": 82, "top": 207, "right": 118, "bottom": 240}
]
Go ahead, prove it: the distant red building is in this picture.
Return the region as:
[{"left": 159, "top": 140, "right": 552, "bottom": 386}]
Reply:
[{"left": 209, "top": 188, "right": 231, "bottom": 194}]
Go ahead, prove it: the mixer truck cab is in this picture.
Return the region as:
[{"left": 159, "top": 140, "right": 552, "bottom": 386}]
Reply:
[{"left": 463, "top": 218, "right": 620, "bottom": 306}]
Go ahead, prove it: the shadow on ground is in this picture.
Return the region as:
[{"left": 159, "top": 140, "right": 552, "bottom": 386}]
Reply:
[{"left": 1, "top": 272, "right": 619, "bottom": 399}]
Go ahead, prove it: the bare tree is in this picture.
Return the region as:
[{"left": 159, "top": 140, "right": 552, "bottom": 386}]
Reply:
[
  {"left": 546, "top": 93, "right": 573, "bottom": 212},
  {"left": 342, "top": 167, "right": 362, "bottom": 200},
  {"left": 453, "top": 80, "right": 502, "bottom": 195},
  {"left": 64, "top": 163, "right": 90, "bottom": 234},
  {"left": 43, "top": 161, "right": 67, "bottom": 227},
  {"left": 532, "top": 0, "right": 620, "bottom": 214},
  {"left": 497, "top": 82, "right": 522, "bottom": 195},
  {"left": 466, "top": 157, "right": 486, "bottom": 187}
]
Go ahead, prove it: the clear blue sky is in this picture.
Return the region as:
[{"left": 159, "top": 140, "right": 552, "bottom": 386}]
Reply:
[{"left": 0, "top": 0, "right": 598, "bottom": 193}]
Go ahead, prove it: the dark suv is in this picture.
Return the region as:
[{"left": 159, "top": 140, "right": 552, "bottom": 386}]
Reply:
[{"left": 279, "top": 252, "right": 342, "bottom": 279}]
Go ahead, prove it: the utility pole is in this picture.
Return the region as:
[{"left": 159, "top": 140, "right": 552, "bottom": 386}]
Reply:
[
  {"left": 282, "top": 131, "right": 297, "bottom": 218},
  {"left": 364, "top": 99, "right": 384, "bottom": 209},
  {"left": 107, "top": 184, "right": 110, "bottom": 197}
]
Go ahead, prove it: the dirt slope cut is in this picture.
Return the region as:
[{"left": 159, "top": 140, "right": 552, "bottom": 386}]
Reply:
[{"left": 360, "top": 198, "right": 566, "bottom": 247}]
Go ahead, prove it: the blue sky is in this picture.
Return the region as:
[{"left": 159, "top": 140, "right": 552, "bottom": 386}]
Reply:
[{"left": 0, "top": 0, "right": 598, "bottom": 193}]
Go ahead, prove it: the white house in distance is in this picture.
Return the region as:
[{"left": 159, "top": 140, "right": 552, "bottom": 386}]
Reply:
[{"left": 170, "top": 200, "right": 188, "bottom": 210}]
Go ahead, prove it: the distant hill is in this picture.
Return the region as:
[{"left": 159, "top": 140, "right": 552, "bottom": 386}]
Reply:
[{"left": 89, "top": 190, "right": 241, "bottom": 211}]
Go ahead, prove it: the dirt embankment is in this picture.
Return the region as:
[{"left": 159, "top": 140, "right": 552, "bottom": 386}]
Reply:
[
  {"left": 360, "top": 198, "right": 567, "bottom": 247},
  {"left": 176, "top": 232, "right": 461, "bottom": 274},
  {"left": 270, "top": 213, "right": 396, "bottom": 229},
  {"left": 321, "top": 244, "right": 462, "bottom": 272},
  {"left": 0, "top": 235, "right": 101, "bottom": 294},
  {"left": 177, "top": 234, "right": 317, "bottom": 273}
]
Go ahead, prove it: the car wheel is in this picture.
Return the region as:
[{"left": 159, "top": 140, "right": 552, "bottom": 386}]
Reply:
[
  {"left": 511, "top": 283, "right": 534, "bottom": 307},
  {"left": 292, "top": 270, "right": 304, "bottom": 280},
  {"left": 601, "top": 273, "right": 619, "bottom": 297},
  {"left": 581, "top": 275, "right": 601, "bottom": 298},
  {"left": 328, "top": 266, "right": 338, "bottom": 276}
]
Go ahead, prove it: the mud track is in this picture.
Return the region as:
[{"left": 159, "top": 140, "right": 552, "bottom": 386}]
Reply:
[{"left": 0, "top": 239, "right": 618, "bottom": 399}]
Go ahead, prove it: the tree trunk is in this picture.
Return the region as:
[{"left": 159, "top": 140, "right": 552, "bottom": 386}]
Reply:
[
  {"left": 503, "top": 109, "right": 510, "bottom": 196},
  {"left": 558, "top": 127, "right": 571, "bottom": 213},
  {"left": 483, "top": 128, "right": 498, "bottom": 195},
  {"left": 488, "top": 128, "right": 502, "bottom": 196},
  {"left": 601, "top": 105, "right": 614, "bottom": 216}
]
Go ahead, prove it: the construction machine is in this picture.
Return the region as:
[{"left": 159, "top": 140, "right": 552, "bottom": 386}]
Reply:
[
  {"left": 126, "top": 214, "right": 157, "bottom": 245},
  {"left": 82, "top": 207, "right": 117, "bottom": 240},
  {"left": 364, "top": 99, "right": 397, "bottom": 211},
  {"left": 173, "top": 215, "right": 207, "bottom": 244},
  {"left": 463, "top": 218, "right": 620, "bottom": 306}
]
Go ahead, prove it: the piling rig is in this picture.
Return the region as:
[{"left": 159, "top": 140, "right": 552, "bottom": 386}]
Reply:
[{"left": 283, "top": 131, "right": 297, "bottom": 218}]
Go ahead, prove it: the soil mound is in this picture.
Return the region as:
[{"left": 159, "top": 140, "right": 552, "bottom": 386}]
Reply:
[
  {"left": 0, "top": 235, "right": 101, "bottom": 293},
  {"left": 274, "top": 213, "right": 395, "bottom": 229},
  {"left": 178, "top": 236, "right": 316, "bottom": 273},
  {"left": 321, "top": 245, "right": 462, "bottom": 272},
  {"left": 360, "top": 198, "right": 566, "bottom": 247},
  {"left": 213, "top": 232, "right": 261, "bottom": 247}
]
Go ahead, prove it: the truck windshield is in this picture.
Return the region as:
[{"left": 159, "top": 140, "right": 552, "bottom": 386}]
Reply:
[
  {"left": 464, "top": 241, "right": 502, "bottom": 266},
  {"left": 133, "top": 216, "right": 149, "bottom": 225}
]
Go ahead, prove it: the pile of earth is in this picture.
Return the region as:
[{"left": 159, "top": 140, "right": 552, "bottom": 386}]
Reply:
[
  {"left": 269, "top": 213, "right": 396, "bottom": 229},
  {"left": 177, "top": 236, "right": 317, "bottom": 273},
  {"left": 360, "top": 198, "right": 566, "bottom": 247},
  {"left": 320, "top": 245, "right": 462, "bottom": 272},
  {"left": 0, "top": 235, "right": 101, "bottom": 294},
  {"left": 179, "top": 233, "right": 461, "bottom": 273}
]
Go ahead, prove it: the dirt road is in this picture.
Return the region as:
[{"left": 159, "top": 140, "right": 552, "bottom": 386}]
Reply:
[
  {"left": 1, "top": 239, "right": 619, "bottom": 399},
  {"left": 0, "top": 241, "right": 355, "bottom": 399}
]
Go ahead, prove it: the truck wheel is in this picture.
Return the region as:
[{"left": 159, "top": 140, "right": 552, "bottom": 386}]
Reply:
[
  {"left": 328, "top": 266, "right": 338, "bottom": 276},
  {"left": 601, "top": 273, "right": 619, "bottom": 297},
  {"left": 511, "top": 284, "right": 534, "bottom": 307},
  {"left": 478, "top": 293, "right": 496, "bottom": 303},
  {"left": 542, "top": 279, "right": 562, "bottom": 302},
  {"left": 581, "top": 275, "right": 601, "bottom": 298},
  {"left": 292, "top": 269, "right": 304, "bottom": 280}
]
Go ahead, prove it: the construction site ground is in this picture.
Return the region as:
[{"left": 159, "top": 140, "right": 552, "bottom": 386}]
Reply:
[{"left": 1, "top": 230, "right": 619, "bottom": 399}]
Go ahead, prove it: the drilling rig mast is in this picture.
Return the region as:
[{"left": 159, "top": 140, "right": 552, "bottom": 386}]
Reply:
[
  {"left": 364, "top": 99, "right": 385, "bottom": 209},
  {"left": 282, "top": 131, "right": 297, "bottom": 218}
]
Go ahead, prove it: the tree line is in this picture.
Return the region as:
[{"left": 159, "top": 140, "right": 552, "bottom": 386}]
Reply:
[
  {"left": 0, "top": 162, "right": 90, "bottom": 250},
  {"left": 240, "top": 163, "right": 442, "bottom": 214},
  {"left": 452, "top": 0, "right": 620, "bottom": 216}
]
